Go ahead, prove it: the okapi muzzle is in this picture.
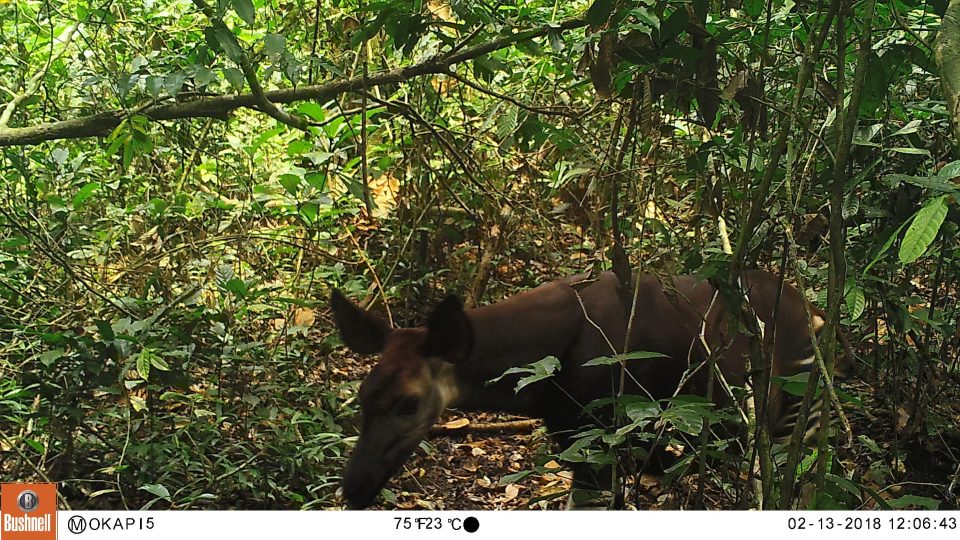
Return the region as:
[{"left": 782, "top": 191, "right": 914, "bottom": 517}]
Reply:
[
  {"left": 331, "top": 291, "right": 467, "bottom": 509},
  {"left": 330, "top": 270, "right": 848, "bottom": 509}
]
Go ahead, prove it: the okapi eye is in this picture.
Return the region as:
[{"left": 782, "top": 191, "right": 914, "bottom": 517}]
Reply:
[{"left": 396, "top": 397, "right": 419, "bottom": 416}]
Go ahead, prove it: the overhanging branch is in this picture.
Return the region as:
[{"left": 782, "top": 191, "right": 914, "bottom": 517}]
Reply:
[{"left": 0, "top": 18, "right": 586, "bottom": 147}]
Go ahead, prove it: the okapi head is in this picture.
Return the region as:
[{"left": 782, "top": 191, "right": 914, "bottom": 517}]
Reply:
[{"left": 330, "top": 290, "right": 471, "bottom": 509}]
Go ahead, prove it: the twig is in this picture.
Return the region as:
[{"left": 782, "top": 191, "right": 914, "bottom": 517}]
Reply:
[
  {"left": 446, "top": 71, "right": 580, "bottom": 118},
  {"left": 429, "top": 419, "right": 538, "bottom": 436},
  {"left": 342, "top": 223, "right": 394, "bottom": 326}
]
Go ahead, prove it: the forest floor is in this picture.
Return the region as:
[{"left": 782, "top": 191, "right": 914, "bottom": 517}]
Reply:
[{"left": 330, "top": 346, "right": 960, "bottom": 511}]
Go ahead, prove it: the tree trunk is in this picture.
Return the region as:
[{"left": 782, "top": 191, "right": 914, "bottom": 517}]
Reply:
[{"left": 935, "top": 0, "right": 960, "bottom": 149}]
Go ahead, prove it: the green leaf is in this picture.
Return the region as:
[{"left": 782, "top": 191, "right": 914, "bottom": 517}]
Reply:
[
  {"left": 899, "top": 195, "right": 949, "bottom": 264},
  {"left": 825, "top": 473, "right": 862, "bottom": 500},
  {"left": 889, "top": 147, "right": 931, "bottom": 156},
  {"left": 305, "top": 172, "right": 328, "bottom": 190},
  {"left": 46, "top": 195, "right": 69, "bottom": 215},
  {"left": 286, "top": 140, "right": 312, "bottom": 156},
  {"left": 95, "top": 319, "right": 116, "bottom": 341},
  {"left": 150, "top": 355, "right": 170, "bottom": 371},
  {"left": 164, "top": 72, "right": 187, "bottom": 97},
  {"left": 499, "top": 470, "right": 535, "bottom": 484},
  {"left": 298, "top": 102, "right": 325, "bottom": 121},
  {"left": 863, "top": 221, "right": 909, "bottom": 275},
  {"left": 223, "top": 67, "right": 245, "bottom": 90},
  {"left": 886, "top": 494, "right": 940, "bottom": 509},
  {"left": 23, "top": 438, "right": 44, "bottom": 453},
  {"left": 250, "top": 126, "right": 285, "bottom": 153},
  {"left": 585, "top": 0, "right": 615, "bottom": 26},
  {"left": 659, "top": 405, "right": 705, "bottom": 435},
  {"left": 351, "top": 13, "right": 388, "bottom": 47},
  {"left": 858, "top": 52, "right": 887, "bottom": 119},
  {"left": 232, "top": 0, "right": 256, "bottom": 25},
  {"left": 213, "top": 26, "right": 244, "bottom": 64},
  {"left": 72, "top": 182, "right": 101, "bottom": 207},
  {"left": 744, "top": 0, "right": 764, "bottom": 18},
  {"left": 488, "top": 356, "right": 561, "bottom": 394},
  {"left": 264, "top": 33, "right": 285, "bottom": 58},
  {"left": 935, "top": 159, "right": 960, "bottom": 181},
  {"left": 616, "top": 399, "right": 662, "bottom": 435},
  {"left": 129, "top": 395, "right": 148, "bottom": 412},
  {"left": 660, "top": 396, "right": 717, "bottom": 435},
  {"left": 772, "top": 372, "right": 813, "bottom": 397},
  {"left": 659, "top": 8, "right": 688, "bottom": 43},
  {"left": 887, "top": 173, "right": 960, "bottom": 195},
  {"left": 145, "top": 75, "right": 164, "bottom": 97},
  {"left": 39, "top": 349, "right": 64, "bottom": 366},
  {"left": 380, "top": 488, "right": 397, "bottom": 505},
  {"left": 857, "top": 434, "right": 882, "bottom": 454},
  {"left": 279, "top": 174, "right": 301, "bottom": 195},
  {"left": 625, "top": 400, "right": 661, "bottom": 423},
  {"left": 224, "top": 277, "right": 248, "bottom": 297},
  {"left": 845, "top": 285, "right": 865, "bottom": 321},
  {"left": 122, "top": 141, "right": 135, "bottom": 171},
  {"left": 557, "top": 434, "right": 598, "bottom": 463},
  {"left": 136, "top": 349, "right": 152, "bottom": 379},
  {"left": 583, "top": 350, "right": 667, "bottom": 366},
  {"left": 890, "top": 119, "right": 922, "bottom": 137},
  {"left": 140, "top": 484, "right": 170, "bottom": 499},
  {"left": 631, "top": 6, "right": 660, "bottom": 31}
]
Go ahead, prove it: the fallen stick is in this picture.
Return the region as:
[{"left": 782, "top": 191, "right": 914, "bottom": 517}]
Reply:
[{"left": 429, "top": 419, "right": 539, "bottom": 436}]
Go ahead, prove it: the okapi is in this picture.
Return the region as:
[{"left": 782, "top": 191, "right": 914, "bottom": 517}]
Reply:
[{"left": 331, "top": 270, "right": 842, "bottom": 509}]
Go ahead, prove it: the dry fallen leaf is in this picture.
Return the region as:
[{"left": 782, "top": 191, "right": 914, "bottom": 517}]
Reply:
[
  {"left": 637, "top": 473, "right": 659, "bottom": 490},
  {"left": 415, "top": 499, "right": 436, "bottom": 510},
  {"left": 896, "top": 406, "right": 910, "bottom": 432},
  {"left": 293, "top": 308, "right": 315, "bottom": 327},
  {"left": 503, "top": 484, "right": 520, "bottom": 502},
  {"left": 443, "top": 418, "right": 470, "bottom": 429}
]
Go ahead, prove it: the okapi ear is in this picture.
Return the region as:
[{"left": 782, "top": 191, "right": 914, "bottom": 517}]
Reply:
[
  {"left": 421, "top": 295, "right": 473, "bottom": 364},
  {"left": 330, "top": 289, "right": 391, "bottom": 354}
]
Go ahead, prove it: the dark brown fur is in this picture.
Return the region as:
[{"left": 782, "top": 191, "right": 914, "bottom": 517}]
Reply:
[{"left": 332, "top": 270, "right": 837, "bottom": 508}]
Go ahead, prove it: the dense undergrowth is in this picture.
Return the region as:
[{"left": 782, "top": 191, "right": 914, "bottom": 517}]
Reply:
[{"left": 1, "top": 0, "right": 959, "bottom": 509}]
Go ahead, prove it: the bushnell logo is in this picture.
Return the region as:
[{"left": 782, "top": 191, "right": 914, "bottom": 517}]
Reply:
[{"left": 16, "top": 490, "right": 39, "bottom": 513}]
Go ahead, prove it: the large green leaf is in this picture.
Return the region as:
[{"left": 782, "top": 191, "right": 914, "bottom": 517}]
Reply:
[
  {"left": 488, "top": 356, "right": 561, "bottom": 393},
  {"left": 845, "top": 284, "right": 865, "bottom": 321},
  {"left": 583, "top": 350, "right": 668, "bottom": 366},
  {"left": 899, "top": 195, "right": 949, "bottom": 264},
  {"left": 886, "top": 494, "right": 941, "bottom": 509},
  {"left": 136, "top": 348, "right": 153, "bottom": 379},
  {"left": 212, "top": 26, "right": 244, "bottom": 64},
  {"left": 232, "top": 0, "right": 255, "bottom": 25},
  {"left": 72, "top": 182, "right": 101, "bottom": 207}
]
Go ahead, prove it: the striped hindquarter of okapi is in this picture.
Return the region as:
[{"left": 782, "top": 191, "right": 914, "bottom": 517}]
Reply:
[{"left": 769, "top": 313, "right": 832, "bottom": 444}]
